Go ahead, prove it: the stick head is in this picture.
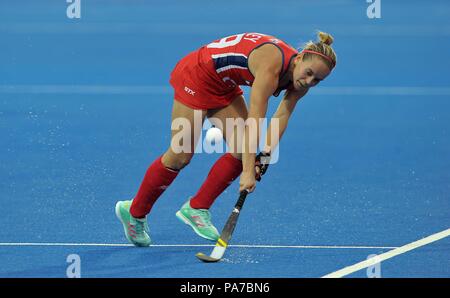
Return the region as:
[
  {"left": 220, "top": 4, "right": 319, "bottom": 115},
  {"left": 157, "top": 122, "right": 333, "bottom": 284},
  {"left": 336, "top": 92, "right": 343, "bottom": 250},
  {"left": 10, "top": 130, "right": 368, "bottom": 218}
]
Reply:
[{"left": 195, "top": 252, "right": 221, "bottom": 263}]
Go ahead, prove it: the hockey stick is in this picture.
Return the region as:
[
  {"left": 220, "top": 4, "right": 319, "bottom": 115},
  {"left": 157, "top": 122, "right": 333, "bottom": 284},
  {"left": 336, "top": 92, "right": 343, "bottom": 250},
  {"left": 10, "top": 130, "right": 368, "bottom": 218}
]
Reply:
[
  {"left": 195, "top": 152, "right": 270, "bottom": 262},
  {"left": 195, "top": 189, "right": 249, "bottom": 262}
]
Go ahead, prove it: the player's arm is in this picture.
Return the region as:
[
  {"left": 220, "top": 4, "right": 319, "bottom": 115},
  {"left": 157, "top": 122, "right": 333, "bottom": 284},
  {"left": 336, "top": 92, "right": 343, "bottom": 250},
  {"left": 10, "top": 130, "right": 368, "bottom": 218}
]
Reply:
[
  {"left": 241, "top": 45, "right": 282, "bottom": 191},
  {"left": 263, "top": 88, "right": 308, "bottom": 154},
  {"left": 254, "top": 88, "right": 307, "bottom": 180}
]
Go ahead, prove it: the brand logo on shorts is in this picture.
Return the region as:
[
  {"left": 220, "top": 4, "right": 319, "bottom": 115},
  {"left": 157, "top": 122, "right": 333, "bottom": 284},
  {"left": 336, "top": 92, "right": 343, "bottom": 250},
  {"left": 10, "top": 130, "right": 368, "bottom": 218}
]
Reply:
[{"left": 184, "top": 86, "right": 196, "bottom": 96}]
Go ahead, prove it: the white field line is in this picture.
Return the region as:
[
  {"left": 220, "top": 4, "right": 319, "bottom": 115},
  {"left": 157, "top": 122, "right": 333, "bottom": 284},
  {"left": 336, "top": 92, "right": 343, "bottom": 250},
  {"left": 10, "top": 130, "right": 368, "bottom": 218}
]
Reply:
[
  {"left": 2, "top": 85, "right": 450, "bottom": 96},
  {"left": 0, "top": 242, "right": 398, "bottom": 249},
  {"left": 0, "top": 85, "right": 172, "bottom": 95},
  {"left": 322, "top": 228, "right": 450, "bottom": 278}
]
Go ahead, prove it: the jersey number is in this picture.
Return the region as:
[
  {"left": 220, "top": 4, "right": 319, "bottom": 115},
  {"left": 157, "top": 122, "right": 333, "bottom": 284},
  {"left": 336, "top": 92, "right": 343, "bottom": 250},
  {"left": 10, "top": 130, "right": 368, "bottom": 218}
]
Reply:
[
  {"left": 207, "top": 33, "right": 266, "bottom": 48},
  {"left": 207, "top": 33, "right": 245, "bottom": 48}
]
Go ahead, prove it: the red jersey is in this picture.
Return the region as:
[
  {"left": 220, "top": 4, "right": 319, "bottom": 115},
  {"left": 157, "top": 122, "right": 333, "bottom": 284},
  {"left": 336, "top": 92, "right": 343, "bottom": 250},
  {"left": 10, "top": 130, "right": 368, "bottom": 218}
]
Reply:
[
  {"left": 199, "top": 32, "right": 298, "bottom": 94},
  {"left": 169, "top": 33, "right": 298, "bottom": 110}
]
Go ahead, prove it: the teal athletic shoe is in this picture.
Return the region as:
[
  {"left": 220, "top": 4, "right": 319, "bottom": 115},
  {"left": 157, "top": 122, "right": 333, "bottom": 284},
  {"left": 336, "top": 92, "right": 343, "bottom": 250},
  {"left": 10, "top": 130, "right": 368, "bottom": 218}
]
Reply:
[
  {"left": 176, "top": 200, "right": 220, "bottom": 241},
  {"left": 115, "top": 200, "right": 151, "bottom": 247}
]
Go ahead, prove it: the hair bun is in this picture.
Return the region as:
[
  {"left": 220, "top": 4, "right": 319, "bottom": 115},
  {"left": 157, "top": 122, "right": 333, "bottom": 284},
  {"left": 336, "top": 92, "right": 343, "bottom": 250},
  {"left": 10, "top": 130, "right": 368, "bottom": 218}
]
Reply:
[{"left": 318, "top": 31, "right": 334, "bottom": 46}]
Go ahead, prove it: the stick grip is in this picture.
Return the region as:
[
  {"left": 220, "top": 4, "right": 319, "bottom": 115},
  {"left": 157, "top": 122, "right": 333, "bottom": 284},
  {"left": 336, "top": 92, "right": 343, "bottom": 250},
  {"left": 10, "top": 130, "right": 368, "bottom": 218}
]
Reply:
[{"left": 235, "top": 190, "right": 249, "bottom": 211}]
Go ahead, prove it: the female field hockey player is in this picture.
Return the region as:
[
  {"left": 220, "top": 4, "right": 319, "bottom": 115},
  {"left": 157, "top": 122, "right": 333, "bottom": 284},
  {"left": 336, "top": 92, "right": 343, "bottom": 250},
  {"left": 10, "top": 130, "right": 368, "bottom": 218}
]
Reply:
[{"left": 116, "top": 32, "right": 337, "bottom": 246}]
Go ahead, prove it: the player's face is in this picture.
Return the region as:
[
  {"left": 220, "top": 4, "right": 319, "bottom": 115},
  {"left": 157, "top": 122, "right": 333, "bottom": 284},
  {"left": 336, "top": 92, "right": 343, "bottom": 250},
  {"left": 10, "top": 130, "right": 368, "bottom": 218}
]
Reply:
[{"left": 292, "top": 55, "right": 331, "bottom": 90}]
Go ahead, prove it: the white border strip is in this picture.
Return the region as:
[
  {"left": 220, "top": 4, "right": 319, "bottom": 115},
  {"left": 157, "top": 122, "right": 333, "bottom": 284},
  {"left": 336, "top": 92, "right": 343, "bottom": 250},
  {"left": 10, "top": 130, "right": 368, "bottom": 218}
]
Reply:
[
  {"left": 1, "top": 85, "right": 450, "bottom": 96},
  {"left": 322, "top": 228, "right": 450, "bottom": 278},
  {"left": 0, "top": 242, "right": 397, "bottom": 249}
]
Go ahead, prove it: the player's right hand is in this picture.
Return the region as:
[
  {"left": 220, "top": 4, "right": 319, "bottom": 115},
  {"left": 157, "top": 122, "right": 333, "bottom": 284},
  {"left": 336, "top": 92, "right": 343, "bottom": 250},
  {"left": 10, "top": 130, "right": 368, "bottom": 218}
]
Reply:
[{"left": 240, "top": 170, "right": 256, "bottom": 193}]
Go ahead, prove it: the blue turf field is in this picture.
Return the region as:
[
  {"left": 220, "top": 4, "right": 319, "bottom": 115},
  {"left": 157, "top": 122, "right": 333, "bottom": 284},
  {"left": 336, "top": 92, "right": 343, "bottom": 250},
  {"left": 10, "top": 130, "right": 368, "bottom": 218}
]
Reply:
[{"left": 0, "top": 0, "right": 449, "bottom": 278}]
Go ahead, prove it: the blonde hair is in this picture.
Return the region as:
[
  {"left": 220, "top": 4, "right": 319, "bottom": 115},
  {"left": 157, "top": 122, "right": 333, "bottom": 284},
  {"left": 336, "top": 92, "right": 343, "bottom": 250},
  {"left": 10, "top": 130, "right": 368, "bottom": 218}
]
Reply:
[{"left": 302, "top": 31, "right": 337, "bottom": 69}]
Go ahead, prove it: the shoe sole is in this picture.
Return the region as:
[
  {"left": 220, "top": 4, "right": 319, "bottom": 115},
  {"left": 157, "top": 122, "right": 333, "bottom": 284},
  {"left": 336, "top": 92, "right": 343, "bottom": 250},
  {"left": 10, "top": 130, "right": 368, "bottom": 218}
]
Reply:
[
  {"left": 115, "top": 201, "right": 150, "bottom": 247},
  {"left": 176, "top": 211, "right": 219, "bottom": 242}
]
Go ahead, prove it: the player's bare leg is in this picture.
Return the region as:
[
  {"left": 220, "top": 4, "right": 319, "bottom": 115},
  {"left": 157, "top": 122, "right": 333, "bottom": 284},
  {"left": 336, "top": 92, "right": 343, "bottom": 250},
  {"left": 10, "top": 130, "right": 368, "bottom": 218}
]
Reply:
[
  {"left": 176, "top": 95, "right": 248, "bottom": 241},
  {"left": 117, "top": 100, "right": 206, "bottom": 246}
]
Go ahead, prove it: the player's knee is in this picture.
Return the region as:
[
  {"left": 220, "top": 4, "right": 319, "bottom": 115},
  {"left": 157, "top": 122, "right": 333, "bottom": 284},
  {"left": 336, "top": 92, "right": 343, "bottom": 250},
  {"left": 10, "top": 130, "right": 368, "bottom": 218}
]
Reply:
[
  {"left": 228, "top": 152, "right": 242, "bottom": 160},
  {"left": 175, "top": 155, "right": 193, "bottom": 169},
  {"left": 162, "top": 151, "right": 192, "bottom": 170}
]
